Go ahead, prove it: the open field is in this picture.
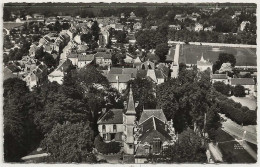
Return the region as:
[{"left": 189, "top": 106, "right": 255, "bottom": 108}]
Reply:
[{"left": 179, "top": 44, "right": 257, "bottom": 66}]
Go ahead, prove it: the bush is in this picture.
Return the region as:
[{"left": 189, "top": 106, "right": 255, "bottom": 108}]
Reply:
[
  {"left": 233, "top": 85, "right": 246, "bottom": 97},
  {"left": 213, "top": 81, "right": 230, "bottom": 96},
  {"left": 94, "top": 135, "right": 121, "bottom": 154}
]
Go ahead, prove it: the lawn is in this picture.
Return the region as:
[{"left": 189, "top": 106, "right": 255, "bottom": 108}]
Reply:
[
  {"left": 215, "top": 129, "right": 256, "bottom": 163},
  {"left": 179, "top": 44, "right": 256, "bottom": 66}
]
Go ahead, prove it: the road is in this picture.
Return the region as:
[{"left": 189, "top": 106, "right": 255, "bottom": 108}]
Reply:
[{"left": 220, "top": 114, "right": 257, "bottom": 145}]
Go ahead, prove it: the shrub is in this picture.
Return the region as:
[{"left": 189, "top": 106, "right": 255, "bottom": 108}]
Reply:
[
  {"left": 213, "top": 81, "right": 230, "bottom": 96},
  {"left": 233, "top": 85, "right": 246, "bottom": 97},
  {"left": 94, "top": 135, "right": 121, "bottom": 154}
]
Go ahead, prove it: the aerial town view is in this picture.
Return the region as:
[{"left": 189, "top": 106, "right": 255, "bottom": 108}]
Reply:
[{"left": 2, "top": 2, "right": 257, "bottom": 164}]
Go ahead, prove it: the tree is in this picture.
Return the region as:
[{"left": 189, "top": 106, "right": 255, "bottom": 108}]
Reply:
[
  {"left": 213, "top": 81, "right": 230, "bottom": 96},
  {"left": 213, "top": 53, "right": 236, "bottom": 73},
  {"left": 43, "top": 52, "right": 56, "bottom": 68},
  {"left": 128, "top": 78, "right": 156, "bottom": 119},
  {"left": 94, "top": 135, "right": 121, "bottom": 154},
  {"left": 4, "top": 78, "right": 41, "bottom": 162},
  {"left": 233, "top": 85, "right": 246, "bottom": 97},
  {"left": 54, "top": 21, "right": 62, "bottom": 32},
  {"left": 91, "top": 21, "right": 100, "bottom": 41},
  {"left": 78, "top": 65, "right": 109, "bottom": 87},
  {"left": 81, "top": 33, "right": 92, "bottom": 44},
  {"left": 40, "top": 122, "right": 97, "bottom": 163},
  {"left": 148, "top": 128, "right": 207, "bottom": 163},
  {"left": 155, "top": 43, "right": 169, "bottom": 62},
  {"left": 114, "top": 30, "right": 127, "bottom": 43}
]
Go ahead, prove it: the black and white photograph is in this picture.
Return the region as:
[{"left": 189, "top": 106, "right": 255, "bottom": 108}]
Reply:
[{"left": 1, "top": 0, "right": 258, "bottom": 165}]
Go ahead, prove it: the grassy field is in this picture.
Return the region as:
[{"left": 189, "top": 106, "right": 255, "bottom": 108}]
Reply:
[
  {"left": 215, "top": 129, "right": 256, "bottom": 163},
  {"left": 229, "top": 95, "right": 257, "bottom": 110},
  {"left": 179, "top": 44, "right": 257, "bottom": 66}
]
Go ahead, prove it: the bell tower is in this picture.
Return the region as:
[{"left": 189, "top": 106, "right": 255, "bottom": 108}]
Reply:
[{"left": 123, "top": 86, "right": 136, "bottom": 154}]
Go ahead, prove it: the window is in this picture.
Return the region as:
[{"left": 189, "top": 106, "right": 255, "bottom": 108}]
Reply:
[
  {"left": 129, "top": 144, "right": 133, "bottom": 149},
  {"left": 103, "top": 134, "right": 106, "bottom": 140},
  {"left": 113, "top": 125, "right": 117, "bottom": 132},
  {"left": 102, "top": 125, "right": 106, "bottom": 132},
  {"left": 145, "top": 147, "right": 149, "bottom": 154}
]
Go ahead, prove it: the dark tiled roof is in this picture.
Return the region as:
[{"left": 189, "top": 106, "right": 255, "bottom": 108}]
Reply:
[
  {"left": 136, "top": 70, "right": 147, "bottom": 78},
  {"left": 230, "top": 78, "right": 255, "bottom": 85},
  {"left": 105, "top": 74, "right": 132, "bottom": 83},
  {"left": 78, "top": 54, "right": 94, "bottom": 61},
  {"left": 212, "top": 74, "right": 228, "bottom": 79},
  {"left": 109, "top": 67, "right": 123, "bottom": 74},
  {"left": 3, "top": 67, "right": 17, "bottom": 80},
  {"left": 97, "top": 109, "right": 123, "bottom": 124},
  {"left": 157, "top": 63, "right": 170, "bottom": 77},
  {"left": 155, "top": 70, "right": 164, "bottom": 79},
  {"left": 122, "top": 68, "right": 137, "bottom": 78},
  {"left": 95, "top": 52, "right": 112, "bottom": 59},
  {"left": 138, "top": 117, "right": 172, "bottom": 144},
  {"left": 139, "top": 109, "right": 166, "bottom": 124},
  {"left": 3, "top": 22, "right": 24, "bottom": 30}
]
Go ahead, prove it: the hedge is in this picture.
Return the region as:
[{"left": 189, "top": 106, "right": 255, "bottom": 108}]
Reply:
[{"left": 94, "top": 135, "right": 121, "bottom": 154}]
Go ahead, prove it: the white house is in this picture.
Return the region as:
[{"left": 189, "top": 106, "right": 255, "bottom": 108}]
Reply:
[
  {"left": 194, "top": 23, "right": 203, "bottom": 32},
  {"left": 230, "top": 78, "right": 255, "bottom": 95}
]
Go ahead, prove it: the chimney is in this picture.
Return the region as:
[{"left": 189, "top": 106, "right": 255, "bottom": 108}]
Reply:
[{"left": 101, "top": 108, "right": 106, "bottom": 115}]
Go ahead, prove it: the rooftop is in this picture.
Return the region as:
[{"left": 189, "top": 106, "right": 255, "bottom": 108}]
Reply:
[
  {"left": 97, "top": 109, "right": 123, "bottom": 124},
  {"left": 230, "top": 78, "right": 255, "bottom": 85}
]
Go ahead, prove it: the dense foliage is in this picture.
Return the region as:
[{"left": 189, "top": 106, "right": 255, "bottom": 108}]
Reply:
[
  {"left": 94, "top": 135, "right": 121, "bottom": 154},
  {"left": 40, "top": 122, "right": 97, "bottom": 163},
  {"left": 233, "top": 85, "right": 246, "bottom": 97},
  {"left": 157, "top": 68, "right": 221, "bottom": 137}
]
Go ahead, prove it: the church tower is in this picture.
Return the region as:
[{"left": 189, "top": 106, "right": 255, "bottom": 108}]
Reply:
[{"left": 123, "top": 86, "right": 136, "bottom": 154}]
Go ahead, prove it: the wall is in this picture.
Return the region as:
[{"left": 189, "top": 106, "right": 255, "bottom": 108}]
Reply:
[
  {"left": 168, "top": 41, "right": 256, "bottom": 48},
  {"left": 48, "top": 76, "right": 63, "bottom": 85}
]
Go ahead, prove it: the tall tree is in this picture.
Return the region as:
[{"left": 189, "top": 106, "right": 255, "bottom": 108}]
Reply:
[
  {"left": 155, "top": 43, "right": 169, "bottom": 62},
  {"left": 40, "top": 122, "right": 97, "bottom": 163}
]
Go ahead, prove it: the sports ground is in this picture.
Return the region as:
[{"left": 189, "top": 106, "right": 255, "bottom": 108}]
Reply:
[{"left": 178, "top": 44, "right": 257, "bottom": 66}]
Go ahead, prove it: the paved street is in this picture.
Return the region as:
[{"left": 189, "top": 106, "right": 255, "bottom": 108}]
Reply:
[{"left": 221, "top": 114, "right": 257, "bottom": 145}]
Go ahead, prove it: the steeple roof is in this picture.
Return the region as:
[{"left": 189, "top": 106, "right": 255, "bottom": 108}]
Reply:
[{"left": 126, "top": 86, "right": 136, "bottom": 115}]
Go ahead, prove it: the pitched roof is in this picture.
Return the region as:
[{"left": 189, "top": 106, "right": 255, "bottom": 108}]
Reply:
[
  {"left": 109, "top": 67, "right": 123, "bottom": 74},
  {"left": 3, "top": 22, "right": 24, "bottom": 30},
  {"left": 78, "top": 54, "right": 94, "bottom": 61},
  {"left": 212, "top": 74, "right": 228, "bottom": 79},
  {"left": 122, "top": 68, "right": 137, "bottom": 78},
  {"left": 126, "top": 87, "right": 136, "bottom": 115},
  {"left": 104, "top": 74, "right": 132, "bottom": 83},
  {"left": 3, "top": 66, "right": 17, "bottom": 80},
  {"left": 139, "top": 109, "right": 167, "bottom": 124},
  {"left": 97, "top": 109, "right": 123, "bottom": 124},
  {"left": 155, "top": 70, "right": 164, "bottom": 79},
  {"left": 230, "top": 78, "right": 255, "bottom": 85},
  {"left": 136, "top": 70, "right": 148, "bottom": 78},
  {"left": 137, "top": 117, "right": 172, "bottom": 144},
  {"left": 95, "top": 52, "right": 112, "bottom": 59}
]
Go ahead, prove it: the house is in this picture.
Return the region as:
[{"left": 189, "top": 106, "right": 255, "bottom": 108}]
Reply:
[
  {"left": 140, "top": 61, "right": 155, "bottom": 70},
  {"left": 103, "top": 73, "right": 132, "bottom": 93},
  {"left": 99, "top": 30, "right": 110, "bottom": 47},
  {"left": 97, "top": 109, "right": 124, "bottom": 142},
  {"left": 48, "top": 59, "right": 73, "bottom": 84},
  {"left": 29, "top": 44, "right": 38, "bottom": 57},
  {"left": 3, "top": 66, "right": 18, "bottom": 81},
  {"left": 194, "top": 23, "right": 203, "bottom": 32},
  {"left": 133, "top": 22, "right": 142, "bottom": 31},
  {"left": 166, "top": 44, "right": 180, "bottom": 78},
  {"left": 115, "top": 24, "right": 124, "bottom": 31},
  {"left": 204, "top": 26, "right": 215, "bottom": 32},
  {"left": 128, "top": 34, "right": 136, "bottom": 44},
  {"left": 78, "top": 54, "right": 94, "bottom": 68},
  {"left": 240, "top": 21, "right": 250, "bottom": 31},
  {"left": 134, "top": 112, "right": 176, "bottom": 163},
  {"left": 77, "top": 45, "right": 89, "bottom": 53},
  {"left": 211, "top": 74, "right": 229, "bottom": 84},
  {"left": 133, "top": 56, "right": 142, "bottom": 68},
  {"left": 197, "top": 54, "right": 213, "bottom": 72},
  {"left": 95, "top": 52, "right": 112, "bottom": 66},
  {"left": 230, "top": 78, "right": 255, "bottom": 95},
  {"left": 175, "top": 14, "right": 186, "bottom": 22},
  {"left": 124, "top": 53, "right": 136, "bottom": 64},
  {"left": 146, "top": 69, "right": 166, "bottom": 84},
  {"left": 23, "top": 63, "right": 48, "bottom": 91},
  {"left": 150, "top": 26, "right": 158, "bottom": 30},
  {"left": 168, "top": 25, "right": 181, "bottom": 30},
  {"left": 45, "top": 17, "right": 57, "bottom": 25}
]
